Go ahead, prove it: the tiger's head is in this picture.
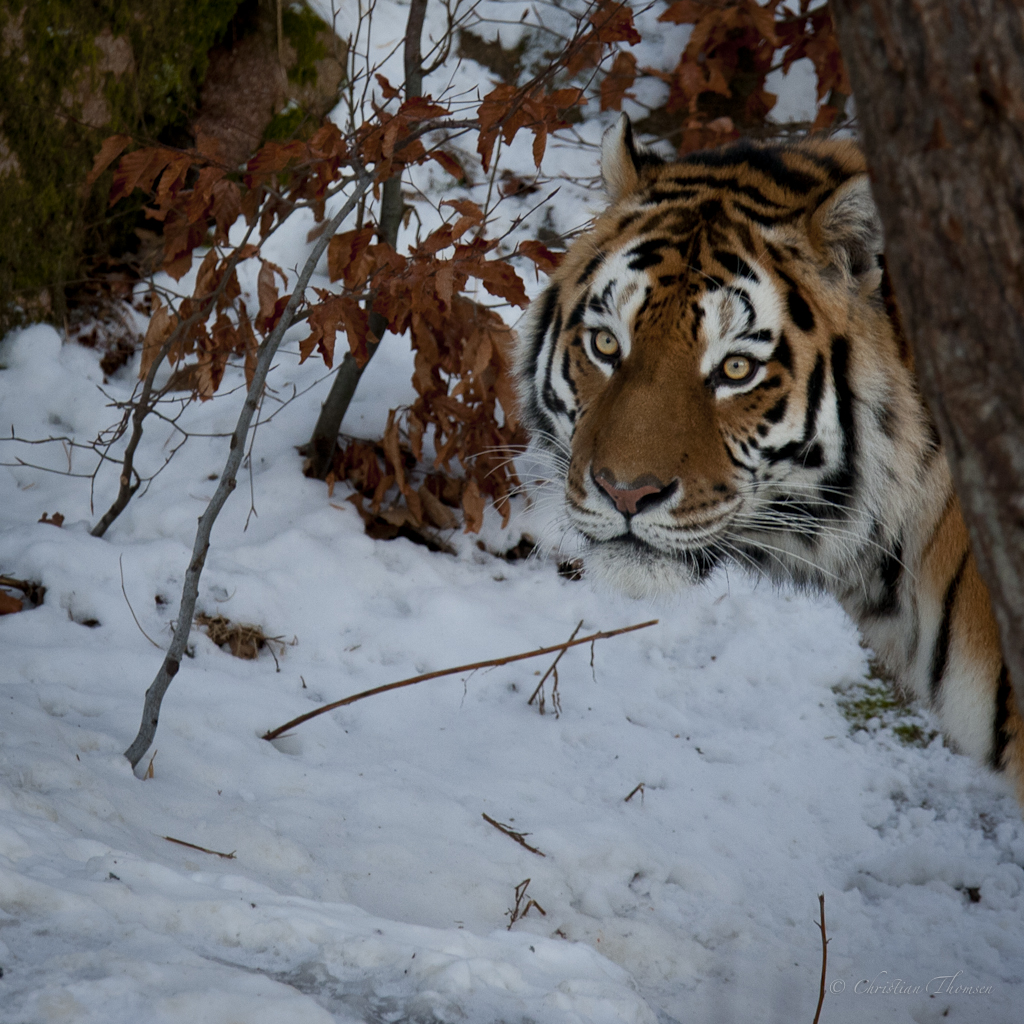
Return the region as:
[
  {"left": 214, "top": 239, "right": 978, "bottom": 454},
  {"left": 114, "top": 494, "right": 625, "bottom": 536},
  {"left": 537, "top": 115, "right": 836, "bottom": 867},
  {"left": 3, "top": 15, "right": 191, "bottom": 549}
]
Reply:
[{"left": 517, "top": 116, "right": 924, "bottom": 599}]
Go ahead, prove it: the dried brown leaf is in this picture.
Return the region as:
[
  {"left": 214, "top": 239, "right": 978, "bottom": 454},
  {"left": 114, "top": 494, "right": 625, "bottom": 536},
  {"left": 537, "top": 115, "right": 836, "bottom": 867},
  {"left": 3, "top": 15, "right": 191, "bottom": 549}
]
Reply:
[
  {"left": 600, "top": 51, "right": 637, "bottom": 112},
  {"left": 419, "top": 484, "right": 458, "bottom": 530},
  {"left": 462, "top": 477, "right": 485, "bottom": 533},
  {"left": 430, "top": 150, "right": 464, "bottom": 180},
  {"left": 257, "top": 261, "right": 285, "bottom": 322},
  {"left": 140, "top": 301, "right": 178, "bottom": 380},
  {"left": 328, "top": 227, "right": 376, "bottom": 288},
  {"left": 466, "top": 258, "right": 529, "bottom": 309},
  {"left": 518, "top": 240, "right": 564, "bottom": 275},
  {"left": 83, "top": 133, "right": 131, "bottom": 194}
]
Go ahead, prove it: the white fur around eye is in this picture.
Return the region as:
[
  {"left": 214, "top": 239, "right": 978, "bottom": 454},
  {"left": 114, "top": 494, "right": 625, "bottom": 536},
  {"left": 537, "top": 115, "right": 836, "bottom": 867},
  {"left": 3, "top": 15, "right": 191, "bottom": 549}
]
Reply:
[{"left": 699, "top": 278, "right": 782, "bottom": 380}]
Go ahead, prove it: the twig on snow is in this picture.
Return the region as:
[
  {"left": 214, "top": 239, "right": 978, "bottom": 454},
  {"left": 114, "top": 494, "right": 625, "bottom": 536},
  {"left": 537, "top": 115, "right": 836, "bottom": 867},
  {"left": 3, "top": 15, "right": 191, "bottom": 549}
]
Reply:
[
  {"left": 624, "top": 782, "right": 645, "bottom": 804},
  {"left": 528, "top": 618, "right": 583, "bottom": 715},
  {"left": 506, "top": 878, "right": 546, "bottom": 930},
  {"left": 163, "top": 835, "right": 236, "bottom": 859},
  {"left": 482, "top": 813, "right": 545, "bottom": 857},
  {"left": 261, "top": 619, "right": 658, "bottom": 741},
  {"left": 813, "top": 893, "right": 829, "bottom": 1024}
]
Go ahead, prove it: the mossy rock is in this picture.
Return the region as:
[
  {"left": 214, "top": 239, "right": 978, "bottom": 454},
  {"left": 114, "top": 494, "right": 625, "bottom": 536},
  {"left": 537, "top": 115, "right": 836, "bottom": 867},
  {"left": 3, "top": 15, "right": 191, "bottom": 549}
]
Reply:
[
  {"left": 0, "top": 0, "right": 242, "bottom": 334},
  {"left": 198, "top": 1, "right": 346, "bottom": 163},
  {"left": 0, "top": 0, "right": 344, "bottom": 337}
]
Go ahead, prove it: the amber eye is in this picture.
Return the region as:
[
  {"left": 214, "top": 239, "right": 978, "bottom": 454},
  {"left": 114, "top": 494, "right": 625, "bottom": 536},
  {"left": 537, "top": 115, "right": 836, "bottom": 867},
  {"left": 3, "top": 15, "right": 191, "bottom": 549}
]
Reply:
[
  {"left": 721, "top": 354, "right": 754, "bottom": 382},
  {"left": 591, "top": 330, "right": 620, "bottom": 361}
]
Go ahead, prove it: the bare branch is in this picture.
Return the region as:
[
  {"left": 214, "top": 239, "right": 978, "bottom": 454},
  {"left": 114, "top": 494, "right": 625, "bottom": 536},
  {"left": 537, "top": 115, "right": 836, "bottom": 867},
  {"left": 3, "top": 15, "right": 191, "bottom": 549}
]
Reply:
[
  {"left": 262, "top": 619, "right": 658, "bottom": 741},
  {"left": 123, "top": 172, "right": 374, "bottom": 770},
  {"left": 91, "top": 224, "right": 258, "bottom": 538},
  {"left": 528, "top": 618, "right": 583, "bottom": 712}
]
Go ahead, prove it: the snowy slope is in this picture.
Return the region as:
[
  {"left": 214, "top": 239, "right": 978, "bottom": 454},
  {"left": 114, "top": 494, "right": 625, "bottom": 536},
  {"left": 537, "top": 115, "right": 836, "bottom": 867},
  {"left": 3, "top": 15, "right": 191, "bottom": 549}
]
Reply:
[
  {"left": 2, "top": 322, "right": 1023, "bottom": 1024},
  {"left": 2, "top": 2, "right": 1023, "bottom": 1022}
]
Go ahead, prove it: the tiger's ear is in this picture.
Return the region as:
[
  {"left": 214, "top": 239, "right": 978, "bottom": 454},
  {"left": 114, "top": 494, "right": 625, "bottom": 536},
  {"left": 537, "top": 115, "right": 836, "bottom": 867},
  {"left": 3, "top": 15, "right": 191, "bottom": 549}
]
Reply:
[
  {"left": 809, "top": 174, "right": 885, "bottom": 288},
  {"left": 601, "top": 114, "right": 662, "bottom": 201}
]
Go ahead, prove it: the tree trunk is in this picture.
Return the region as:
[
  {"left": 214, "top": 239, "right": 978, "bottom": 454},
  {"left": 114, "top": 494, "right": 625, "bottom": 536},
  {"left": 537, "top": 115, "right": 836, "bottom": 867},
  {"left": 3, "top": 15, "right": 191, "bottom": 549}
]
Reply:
[
  {"left": 303, "top": 0, "right": 428, "bottom": 479},
  {"left": 829, "top": 0, "right": 1024, "bottom": 724}
]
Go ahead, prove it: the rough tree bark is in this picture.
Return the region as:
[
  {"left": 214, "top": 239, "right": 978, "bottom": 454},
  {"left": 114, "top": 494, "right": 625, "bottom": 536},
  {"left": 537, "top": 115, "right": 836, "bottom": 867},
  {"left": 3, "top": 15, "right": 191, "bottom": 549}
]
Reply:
[{"left": 829, "top": 0, "right": 1024, "bottom": 725}]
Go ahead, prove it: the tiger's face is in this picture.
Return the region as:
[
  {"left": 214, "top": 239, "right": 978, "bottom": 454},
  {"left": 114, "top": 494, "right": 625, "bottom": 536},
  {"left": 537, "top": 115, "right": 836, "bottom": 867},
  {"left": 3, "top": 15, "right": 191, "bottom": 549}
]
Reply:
[{"left": 518, "top": 117, "right": 916, "bottom": 599}]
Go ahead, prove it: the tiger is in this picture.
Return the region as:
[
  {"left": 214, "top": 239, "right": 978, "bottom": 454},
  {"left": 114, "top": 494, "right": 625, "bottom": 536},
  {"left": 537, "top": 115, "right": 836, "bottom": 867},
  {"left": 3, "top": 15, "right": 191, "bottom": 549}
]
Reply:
[{"left": 516, "top": 113, "right": 1024, "bottom": 807}]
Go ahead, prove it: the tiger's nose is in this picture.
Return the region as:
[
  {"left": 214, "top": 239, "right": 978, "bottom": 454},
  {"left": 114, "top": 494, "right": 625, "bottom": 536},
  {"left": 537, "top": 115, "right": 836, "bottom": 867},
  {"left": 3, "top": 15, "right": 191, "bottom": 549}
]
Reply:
[{"left": 593, "top": 469, "right": 678, "bottom": 515}]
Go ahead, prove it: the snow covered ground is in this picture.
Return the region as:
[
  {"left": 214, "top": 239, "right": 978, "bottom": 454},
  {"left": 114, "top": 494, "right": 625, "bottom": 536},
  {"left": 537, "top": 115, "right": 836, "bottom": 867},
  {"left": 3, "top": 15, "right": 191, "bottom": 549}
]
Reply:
[{"left": 2, "top": 3, "right": 1023, "bottom": 1022}]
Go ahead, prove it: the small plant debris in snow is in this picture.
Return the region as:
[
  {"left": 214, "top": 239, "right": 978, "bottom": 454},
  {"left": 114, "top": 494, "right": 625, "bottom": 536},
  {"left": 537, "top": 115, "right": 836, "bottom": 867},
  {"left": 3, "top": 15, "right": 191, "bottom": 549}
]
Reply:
[
  {"left": 506, "top": 878, "right": 546, "bottom": 930},
  {"left": 0, "top": 574, "right": 46, "bottom": 614},
  {"left": 195, "top": 612, "right": 284, "bottom": 663}
]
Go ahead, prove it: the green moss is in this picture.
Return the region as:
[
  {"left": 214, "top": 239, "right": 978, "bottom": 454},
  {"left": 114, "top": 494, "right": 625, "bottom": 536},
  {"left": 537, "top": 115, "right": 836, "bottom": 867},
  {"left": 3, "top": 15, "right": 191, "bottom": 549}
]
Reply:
[
  {"left": 0, "top": 0, "right": 241, "bottom": 334},
  {"left": 282, "top": 1, "right": 328, "bottom": 87},
  {"left": 1, "top": 0, "right": 349, "bottom": 334},
  {"left": 833, "top": 663, "right": 938, "bottom": 748},
  {"left": 892, "top": 723, "right": 939, "bottom": 747},
  {"left": 834, "top": 682, "right": 905, "bottom": 728},
  {"left": 263, "top": 101, "right": 307, "bottom": 142}
]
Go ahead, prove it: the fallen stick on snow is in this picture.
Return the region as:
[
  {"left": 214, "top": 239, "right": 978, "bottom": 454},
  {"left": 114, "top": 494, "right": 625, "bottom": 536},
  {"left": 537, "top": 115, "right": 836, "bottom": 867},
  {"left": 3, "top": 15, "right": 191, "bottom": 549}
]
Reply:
[
  {"left": 813, "top": 893, "right": 829, "bottom": 1024},
  {"left": 624, "top": 782, "right": 645, "bottom": 804},
  {"left": 506, "top": 878, "right": 545, "bottom": 930},
  {"left": 261, "top": 618, "right": 658, "bottom": 741},
  {"left": 482, "top": 813, "right": 546, "bottom": 857},
  {"left": 163, "top": 835, "right": 236, "bottom": 859}
]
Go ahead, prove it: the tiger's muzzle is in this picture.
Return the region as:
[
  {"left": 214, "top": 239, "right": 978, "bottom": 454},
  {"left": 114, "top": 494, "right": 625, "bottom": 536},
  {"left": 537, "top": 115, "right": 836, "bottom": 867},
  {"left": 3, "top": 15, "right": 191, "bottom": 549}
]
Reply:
[
  {"left": 593, "top": 469, "right": 679, "bottom": 516},
  {"left": 565, "top": 462, "right": 740, "bottom": 599}
]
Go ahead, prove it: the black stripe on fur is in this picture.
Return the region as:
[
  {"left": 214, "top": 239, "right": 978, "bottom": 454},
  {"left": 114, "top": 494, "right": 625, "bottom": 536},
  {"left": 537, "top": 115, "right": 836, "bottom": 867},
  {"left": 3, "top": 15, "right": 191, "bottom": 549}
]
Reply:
[
  {"left": 991, "top": 663, "right": 1013, "bottom": 771},
  {"left": 930, "top": 550, "right": 969, "bottom": 704}
]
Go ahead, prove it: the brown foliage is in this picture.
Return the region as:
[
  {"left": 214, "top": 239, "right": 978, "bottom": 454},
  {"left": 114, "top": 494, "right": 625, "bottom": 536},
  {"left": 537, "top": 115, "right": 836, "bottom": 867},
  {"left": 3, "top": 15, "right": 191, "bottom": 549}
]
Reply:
[
  {"left": 600, "top": 51, "right": 638, "bottom": 112},
  {"left": 95, "top": 2, "right": 840, "bottom": 541},
  {"left": 616, "top": 1, "right": 848, "bottom": 153},
  {"left": 518, "top": 240, "right": 565, "bottom": 276},
  {"left": 96, "top": 13, "right": 614, "bottom": 534},
  {"left": 477, "top": 85, "right": 587, "bottom": 170},
  {"left": 328, "top": 289, "right": 524, "bottom": 535}
]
